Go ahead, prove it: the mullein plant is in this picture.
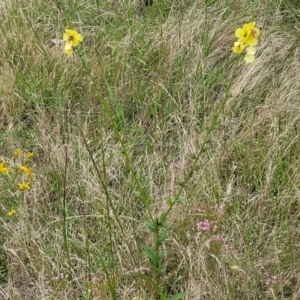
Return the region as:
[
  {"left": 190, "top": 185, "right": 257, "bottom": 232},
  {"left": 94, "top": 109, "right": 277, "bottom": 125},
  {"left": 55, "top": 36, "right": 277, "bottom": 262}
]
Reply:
[
  {"left": 65, "top": 22, "right": 258, "bottom": 299},
  {"left": 232, "top": 21, "right": 260, "bottom": 64},
  {"left": 141, "top": 23, "right": 261, "bottom": 300},
  {"left": 59, "top": 27, "right": 184, "bottom": 299}
]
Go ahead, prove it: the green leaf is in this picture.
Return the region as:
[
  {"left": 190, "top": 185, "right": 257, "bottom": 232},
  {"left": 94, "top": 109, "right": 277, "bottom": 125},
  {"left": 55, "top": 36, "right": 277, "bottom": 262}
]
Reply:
[
  {"left": 159, "top": 213, "right": 167, "bottom": 226},
  {"left": 145, "top": 220, "right": 156, "bottom": 233},
  {"left": 167, "top": 292, "right": 188, "bottom": 300},
  {"left": 159, "top": 229, "right": 169, "bottom": 243},
  {"left": 134, "top": 190, "right": 151, "bottom": 207},
  {"left": 142, "top": 244, "right": 156, "bottom": 266},
  {"left": 156, "top": 252, "right": 166, "bottom": 267},
  {"left": 145, "top": 197, "right": 151, "bottom": 207},
  {"left": 93, "top": 249, "right": 117, "bottom": 298},
  {"left": 133, "top": 190, "right": 142, "bottom": 198},
  {"left": 167, "top": 196, "right": 174, "bottom": 206},
  {"left": 137, "top": 273, "right": 155, "bottom": 284},
  {"left": 175, "top": 195, "right": 185, "bottom": 203}
]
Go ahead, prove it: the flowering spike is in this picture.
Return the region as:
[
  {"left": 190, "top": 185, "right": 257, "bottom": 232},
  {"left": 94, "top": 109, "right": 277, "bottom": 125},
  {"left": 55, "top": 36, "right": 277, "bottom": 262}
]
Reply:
[{"left": 233, "top": 21, "right": 260, "bottom": 64}]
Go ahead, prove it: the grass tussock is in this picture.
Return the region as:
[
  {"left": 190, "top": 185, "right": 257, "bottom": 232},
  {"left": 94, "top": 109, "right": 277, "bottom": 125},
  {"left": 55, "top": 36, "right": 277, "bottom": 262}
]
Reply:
[{"left": 1, "top": 0, "right": 300, "bottom": 299}]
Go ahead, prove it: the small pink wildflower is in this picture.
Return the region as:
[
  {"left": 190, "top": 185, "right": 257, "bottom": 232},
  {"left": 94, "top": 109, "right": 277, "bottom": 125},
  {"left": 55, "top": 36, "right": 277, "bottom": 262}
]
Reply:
[
  {"left": 266, "top": 276, "right": 277, "bottom": 285},
  {"left": 263, "top": 271, "right": 277, "bottom": 285},
  {"left": 197, "top": 219, "right": 217, "bottom": 233},
  {"left": 223, "top": 244, "right": 234, "bottom": 251},
  {"left": 170, "top": 161, "right": 184, "bottom": 169},
  {"left": 212, "top": 235, "right": 225, "bottom": 243},
  {"left": 46, "top": 286, "right": 53, "bottom": 293},
  {"left": 197, "top": 206, "right": 205, "bottom": 213},
  {"left": 263, "top": 271, "right": 269, "bottom": 276}
]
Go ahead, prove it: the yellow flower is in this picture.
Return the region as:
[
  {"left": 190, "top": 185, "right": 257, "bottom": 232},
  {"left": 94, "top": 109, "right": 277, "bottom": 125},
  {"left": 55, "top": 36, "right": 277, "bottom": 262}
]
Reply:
[
  {"left": 8, "top": 209, "right": 16, "bottom": 216},
  {"left": 231, "top": 265, "right": 238, "bottom": 270},
  {"left": 63, "top": 29, "right": 82, "bottom": 46},
  {"left": 18, "top": 182, "right": 30, "bottom": 191},
  {"left": 0, "top": 161, "right": 10, "bottom": 175},
  {"left": 26, "top": 152, "right": 34, "bottom": 161},
  {"left": 244, "top": 46, "right": 256, "bottom": 64},
  {"left": 20, "top": 165, "right": 33, "bottom": 177},
  {"left": 235, "top": 21, "right": 260, "bottom": 47},
  {"left": 63, "top": 29, "right": 82, "bottom": 55},
  {"left": 232, "top": 41, "right": 246, "bottom": 54},
  {"left": 14, "top": 149, "right": 23, "bottom": 158}
]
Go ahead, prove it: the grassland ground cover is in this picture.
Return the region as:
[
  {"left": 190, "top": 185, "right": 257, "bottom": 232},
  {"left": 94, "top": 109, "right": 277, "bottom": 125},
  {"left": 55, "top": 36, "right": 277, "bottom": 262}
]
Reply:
[{"left": 1, "top": 0, "right": 300, "bottom": 299}]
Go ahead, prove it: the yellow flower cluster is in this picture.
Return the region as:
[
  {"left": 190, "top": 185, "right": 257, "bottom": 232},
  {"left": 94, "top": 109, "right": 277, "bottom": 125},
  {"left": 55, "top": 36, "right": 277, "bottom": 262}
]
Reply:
[
  {"left": 2, "top": 149, "right": 35, "bottom": 217},
  {"left": 233, "top": 22, "right": 260, "bottom": 64},
  {"left": 63, "top": 29, "right": 83, "bottom": 56},
  {"left": 14, "top": 149, "right": 34, "bottom": 161},
  {"left": 17, "top": 152, "right": 34, "bottom": 190},
  {"left": 5, "top": 149, "right": 35, "bottom": 191}
]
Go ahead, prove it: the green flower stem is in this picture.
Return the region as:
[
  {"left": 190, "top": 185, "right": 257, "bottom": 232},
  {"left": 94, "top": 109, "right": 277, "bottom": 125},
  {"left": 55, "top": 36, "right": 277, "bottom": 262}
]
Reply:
[
  {"left": 167, "top": 59, "right": 240, "bottom": 219},
  {"left": 154, "top": 219, "right": 162, "bottom": 298},
  {"left": 77, "top": 50, "right": 154, "bottom": 223}
]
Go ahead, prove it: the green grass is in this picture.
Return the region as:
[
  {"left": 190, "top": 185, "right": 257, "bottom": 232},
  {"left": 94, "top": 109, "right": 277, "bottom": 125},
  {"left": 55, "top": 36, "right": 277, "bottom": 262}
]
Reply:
[{"left": 1, "top": 0, "right": 300, "bottom": 299}]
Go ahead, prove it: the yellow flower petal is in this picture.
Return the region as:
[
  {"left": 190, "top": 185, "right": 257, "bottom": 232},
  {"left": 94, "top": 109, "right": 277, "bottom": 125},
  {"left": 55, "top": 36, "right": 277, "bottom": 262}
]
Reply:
[
  {"left": 64, "top": 29, "right": 79, "bottom": 37},
  {"left": 245, "top": 22, "right": 255, "bottom": 32},
  {"left": 246, "top": 36, "right": 258, "bottom": 47},
  {"left": 246, "top": 46, "right": 256, "bottom": 55},
  {"left": 235, "top": 28, "right": 247, "bottom": 39},
  {"left": 64, "top": 41, "right": 73, "bottom": 51},
  {"left": 245, "top": 54, "right": 255, "bottom": 64},
  {"left": 64, "top": 48, "right": 74, "bottom": 56},
  {"left": 63, "top": 32, "right": 69, "bottom": 42}
]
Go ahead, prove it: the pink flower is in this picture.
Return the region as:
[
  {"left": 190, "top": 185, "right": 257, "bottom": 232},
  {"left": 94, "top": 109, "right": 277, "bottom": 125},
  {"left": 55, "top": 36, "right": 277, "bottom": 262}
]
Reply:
[
  {"left": 197, "top": 206, "right": 205, "bottom": 213},
  {"left": 170, "top": 161, "right": 184, "bottom": 169},
  {"left": 263, "top": 271, "right": 277, "bottom": 285},
  {"left": 212, "top": 235, "right": 225, "bottom": 242},
  {"left": 197, "top": 219, "right": 218, "bottom": 233},
  {"left": 223, "top": 244, "right": 234, "bottom": 251}
]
